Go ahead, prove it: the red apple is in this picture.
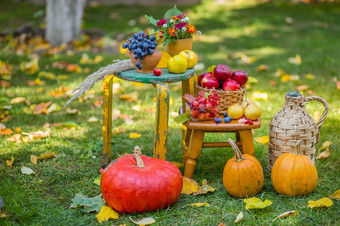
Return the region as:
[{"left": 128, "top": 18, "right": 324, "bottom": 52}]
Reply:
[
  {"left": 198, "top": 72, "right": 213, "bottom": 84},
  {"left": 200, "top": 75, "right": 219, "bottom": 89},
  {"left": 231, "top": 70, "right": 248, "bottom": 86},
  {"left": 214, "top": 64, "right": 231, "bottom": 81},
  {"left": 223, "top": 79, "right": 241, "bottom": 91}
]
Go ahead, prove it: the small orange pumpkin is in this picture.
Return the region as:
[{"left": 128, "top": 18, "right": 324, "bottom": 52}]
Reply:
[
  {"left": 271, "top": 141, "right": 318, "bottom": 196},
  {"left": 223, "top": 138, "right": 264, "bottom": 198}
]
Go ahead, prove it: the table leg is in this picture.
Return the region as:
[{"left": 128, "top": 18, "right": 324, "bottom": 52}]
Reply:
[
  {"left": 102, "top": 75, "right": 114, "bottom": 168},
  {"left": 154, "top": 83, "right": 169, "bottom": 160},
  {"left": 239, "top": 129, "right": 255, "bottom": 156}
]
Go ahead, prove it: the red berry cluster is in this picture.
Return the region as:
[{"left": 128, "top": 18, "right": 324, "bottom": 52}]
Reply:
[
  {"left": 244, "top": 118, "right": 254, "bottom": 125},
  {"left": 187, "top": 91, "right": 220, "bottom": 120}
]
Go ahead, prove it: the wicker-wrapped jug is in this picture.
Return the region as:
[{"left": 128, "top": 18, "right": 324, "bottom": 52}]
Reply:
[{"left": 268, "top": 90, "right": 328, "bottom": 172}]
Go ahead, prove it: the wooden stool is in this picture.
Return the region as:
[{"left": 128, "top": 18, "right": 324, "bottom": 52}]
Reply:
[{"left": 182, "top": 117, "right": 261, "bottom": 178}]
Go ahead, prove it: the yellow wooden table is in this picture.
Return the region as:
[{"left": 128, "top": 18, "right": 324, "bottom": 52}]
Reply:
[{"left": 102, "top": 68, "right": 195, "bottom": 167}]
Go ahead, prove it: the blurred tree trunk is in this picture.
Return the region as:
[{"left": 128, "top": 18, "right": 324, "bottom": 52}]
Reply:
[{"left": 45, "top": 0, "right": 86, "bottom": 46}]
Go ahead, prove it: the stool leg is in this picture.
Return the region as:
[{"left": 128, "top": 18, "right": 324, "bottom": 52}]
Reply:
[
  {"left": 184, "top": 130, "right": 205, "bottom": 178},
  {"left": 182, "top": 126, "right": 192, "bottom": 164},
  {"left": 154, "top": 83, "right": 169, "bottom": 160},
  {"left": 102, "top": 75, "right": 114, "bottom": 168},
  {"left": 239, "top": 129, "right": 255, "bottom": 156}
]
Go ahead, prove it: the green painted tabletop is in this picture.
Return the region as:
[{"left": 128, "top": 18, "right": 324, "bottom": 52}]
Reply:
[{"left": 116, "top": 68, "right": 195, "bottom": 84}]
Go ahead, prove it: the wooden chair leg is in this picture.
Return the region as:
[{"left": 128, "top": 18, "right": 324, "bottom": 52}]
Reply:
[
  {"left": 184, "top": 130, "right": 205, "bottom": 178},
  {"left": 239, "top": 129, "right": 255, "bottom": 156},
  {"left": 182, "top": 126, "right": 192, "bottom": 164},
  {"left": 154, "top": 83, "right": 169, "bottom": 160},
  {"left": 102, "top": 75, "right": 114, "bottom": 168}
]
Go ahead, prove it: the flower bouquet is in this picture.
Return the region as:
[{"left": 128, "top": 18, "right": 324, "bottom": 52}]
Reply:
[{"left": 145, "top": 5, "right": 201, "bottom": 48}]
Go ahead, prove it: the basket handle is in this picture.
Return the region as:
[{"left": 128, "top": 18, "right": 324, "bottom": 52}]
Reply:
[{"left": 303, "top": 96, "right": 329, "bottom": 130}]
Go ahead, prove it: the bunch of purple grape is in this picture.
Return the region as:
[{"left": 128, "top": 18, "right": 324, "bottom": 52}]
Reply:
[{"left": 122, "top": 31, "right": 158, "bottom": 70}]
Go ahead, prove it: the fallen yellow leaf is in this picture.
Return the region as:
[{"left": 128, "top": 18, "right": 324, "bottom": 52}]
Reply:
[
  {"left": 10, "top": 97, "right": 26, "bottom": 104},
  {"left": 6, "top": 157, "right": 14, "bottom": 167},
  {"left": 308, "top": 197, "right": 333, "bottom": 208},
  {"left": 318, "top": 141, "right": 332, "bottom": 151},
  {"left": 244, "top": 197, "right": 273, "bottom": 210},
  {"left": 255, "top": 136, "right": 269, "bottom": 144},
  {"left": 288, "top": 54, "right": 302, "bottom": 65},
  {"left": 194, "top": 179, "right": 215, "bottom": 195},
  {"left": 235, "top": 212, "right": 243, "bottom": 223},
  {"left": 96, "top": 205, "right": 119, "bottom": 223},
  {"left": 305, "top": 74, "right": 316, "bottom": 79},
  {"left": 6, "top": 134, "right": 22, "bottom": 143},
  {"left": 14, "top": 127, "right": 22, "bottom": 133},
  {"left": 274, "top": 68, "right": 286, "bottom": 77},
  {"left": 188, "top": 202, "right": 210, "bottom": 207},
  {"left": 129, "top": 132, "right": 142, "bottom": 138},
  {"left": 119, "top": 92, "right": 139, "bottom": 102},
  {"left": 112, "top": 126, "right": 126, "bottom": 134},
  {"left": 239, "top": 54, "right": 256, "bottom": 64},
  {"left": 329, "top": 190, "right": 340, "bottom": 201},
  {"left": 272, "top": 210, "right": 298, "bottom": 222},
  {"left": 181, "top": 176, "right": 199, "bottom": 195},
  {"left": 20, "top": 56, "right": 39, "bottom": 74},
  {"left": 31, "top": 155, "right": 38, "bottom": 164},
  {"left": 250, "top": 91, "right": 268, "bottom": 101},
  {"left": 0, "top": 128, "right": 14, "bottom": 136},
  {"left": 38, "top": 152, "right": 56, "bottom": 159},
  {"left": 316, "top": 148, "right": 330, "bottom": 159},
  {"left": 0, "top": 210, "right": 9, "bottom": 218},
  {"left": 257, "top": 64, "right": 269, "bottom": 72}
]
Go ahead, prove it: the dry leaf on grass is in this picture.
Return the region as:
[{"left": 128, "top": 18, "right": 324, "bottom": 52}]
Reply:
[
  {"left": 318, "top": 141, "right": 332, "bottom": 151},
  {"left": 0, "top": 128, "right": 14, "bottom": 136},
  {"left": 308, "top": 197, "right": 333, "bottom": 208},
  {"left": 10, "top": 97, "right": 26, "bottom": 104},
  {"left": 194, "top": 179, "right": 215, "bottom": 195},
  {"left": 181, "top": 177, "right": 199, "bottom": 195},
  {"left": 244, "top": 197, "right": 273, "bottom": 210},
  {"left": 96, "top": 205, "right": 119, "bottom": 223},
  {"left": 188, "top": 202, "right": 210, "bottom": 207},
  {"left": 305, "top": 74, "right": 316, "bottom": 79},
  {"left": 329, "top": 190, "right": 340, "bottom": 201},
  {"left": 7, "top": 134, "right": 22, "bottom": 143},
  {"left": 0, "top": 210, "right": 9, "bottom": 218},
  {"left": 130, "top": 217, "right": 155, "bottom": 225},
  {"left": 250, "top": 91, "right": 268, "bottom": 101},
  {"left": 255, "top": 136, "right": 269, "bottom": 144},
  {"left": 21, "top": 165, "right": 35, "bottom": 175},
  {"left": 87, "top": 116, "right": 98, "bottom": 123},
  {"left": 23, "top": 131, "right": 50, "bottom": 140},
  {"left": 129, "top": 132, "right": 142, "bottom": 139},
  {"left": 257, "top": 64, "right": 269, "bottom": 72},
  {"left": 272, "top": 210, "right": 298, "bottom": 222},
  {"left": 316, "top": 148, "right": 330, "bottom": 159},
  {"left": 31, "top": 155, "right": 38, "bottom": 164},
  {"left": 288, "top": 54, "right": 302, "bottom": 65},
  {"left": 118, "top": 92, "right": 138, "bottom": 102},
  {"left": 6, "top": 157, "right": 14, "bottom": 167},
  {"left": 235, "top": 212, "right": 243, "bottom": 223}
]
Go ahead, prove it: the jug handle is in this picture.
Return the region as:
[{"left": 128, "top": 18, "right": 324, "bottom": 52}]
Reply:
[{"left": 303, "top": 96, "right": 329, "bottom": 130}]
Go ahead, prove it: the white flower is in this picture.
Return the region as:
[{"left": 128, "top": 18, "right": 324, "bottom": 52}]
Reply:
[
  {"left": 184, "top": 16, "right": 190, "bottom": 22},
  {"left": 181, "top": 27, "right": 187, "bottom": 32},
  {"left": 163, "top": 24, "right": 167, "bottom": 28},
  {"left": 170, "top": 19, "right": 173, "bottom": 23}
]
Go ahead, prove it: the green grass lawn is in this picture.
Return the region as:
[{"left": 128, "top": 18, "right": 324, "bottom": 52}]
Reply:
[{"left": 1, "top": 0, "right": 339, "bottom": 225}]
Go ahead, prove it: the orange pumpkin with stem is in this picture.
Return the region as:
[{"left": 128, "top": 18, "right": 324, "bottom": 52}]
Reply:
[
  {"left": 223, "top": 138, "right": 264, "bottom": 198},
  {"left": 271, "top": 141, "right": 318, "bottom": 196}
]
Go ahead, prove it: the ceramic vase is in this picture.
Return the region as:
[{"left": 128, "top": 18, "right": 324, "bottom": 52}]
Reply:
[{"left": 165, "top": 38, "right": 193, "bottom": 56}]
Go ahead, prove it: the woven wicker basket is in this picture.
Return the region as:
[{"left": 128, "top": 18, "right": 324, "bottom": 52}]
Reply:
[
  {"left": 268, "top": 90, "right": 329, "bottom": 172},
  {"left": 195, "top": 85, "right": 245, "bottom": 113}
]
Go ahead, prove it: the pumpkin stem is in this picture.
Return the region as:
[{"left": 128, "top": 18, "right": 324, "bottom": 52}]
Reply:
[
  {"left": 294, "top": 140, "right": 302, "bottom": 155},
  {"left": 228, "top": 138, "right": 244, "bottom": 162},
  {"left": 133, "top": 146, "right": 145, "bottom": 168}
]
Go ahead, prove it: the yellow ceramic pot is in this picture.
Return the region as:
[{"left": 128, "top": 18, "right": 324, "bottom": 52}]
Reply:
[{"left": 165, "top": 38, "right": 193, "bottom": 57}]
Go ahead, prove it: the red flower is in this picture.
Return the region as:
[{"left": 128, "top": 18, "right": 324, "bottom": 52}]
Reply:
[
  {"left": 175, "top": 23, "right": 187, "bottom": 29},
  {"left": 178, "top": 13, "right": 186, "bottom": 19},
  {"left": 157, "top": 18, "right": 168, "bottom": 27}
]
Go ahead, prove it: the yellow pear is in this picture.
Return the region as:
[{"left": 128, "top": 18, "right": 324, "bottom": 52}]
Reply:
[
  {"left": 227, "top": 104, "right": 244, "bottom": 119},
  {"left": 244, "top": 101, "right": 262, "bottom": 120}
]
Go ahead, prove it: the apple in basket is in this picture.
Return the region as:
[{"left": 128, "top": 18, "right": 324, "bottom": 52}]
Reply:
[
  {"left": 223, "top": 79, "right": 241, "bottom": 91},
  {"left": 200, "top": 73, "right": 219, "bottom": 89},
  {"left": 214, "top": 64, "right": 232, "bottom": 81},
  {"left": 198, "top": 72, "right": 213, "bottom": 84},
  {"left": 231, "top": 70, "right": 248, "bottom": 86}
]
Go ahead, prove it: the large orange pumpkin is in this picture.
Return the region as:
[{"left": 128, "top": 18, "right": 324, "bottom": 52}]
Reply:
[
  {"left": 100, "top": 146, "right": 183, "bottom": 213},
  {"left": 271, "top": 141, "right": 318, "bottom": 196},
  {"left": 223, "top": 138, "right": 264, "bottom": 198}
]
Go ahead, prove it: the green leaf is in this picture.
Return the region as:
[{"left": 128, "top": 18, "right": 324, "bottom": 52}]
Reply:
[
  {"left": 164, "top": 5, "right": 183, "bottom": 20},
  {"left": 93, "top": 175, "right": 101, "bottom": 186},
  {"left": 145, "top": 15, "right": 158, "bottom": 26},
  {"left": 174, "top": 112, "right": 191, "bottom": 124},
  {"left": 70, "top": 193, "right": 105, "bottom": 213},
  {"left": 207, "top": 65, "right": 216, "bottom": 73},
  {"left": 247, "top": 76, "right": 258, "bottom": 84},
  {"left": 163, "top": 37, "right": 173, "bottom": 47}
]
